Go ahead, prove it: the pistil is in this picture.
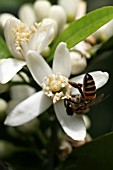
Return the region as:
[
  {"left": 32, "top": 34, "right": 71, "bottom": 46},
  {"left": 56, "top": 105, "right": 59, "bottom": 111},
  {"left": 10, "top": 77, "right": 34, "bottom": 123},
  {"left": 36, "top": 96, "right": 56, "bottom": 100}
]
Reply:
[{"left": 42, "top": 73, "right": 72, "bottom": 103}]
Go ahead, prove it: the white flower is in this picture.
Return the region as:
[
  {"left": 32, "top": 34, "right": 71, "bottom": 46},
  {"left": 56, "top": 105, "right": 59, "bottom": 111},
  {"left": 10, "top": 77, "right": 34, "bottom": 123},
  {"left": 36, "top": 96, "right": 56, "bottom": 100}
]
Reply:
[
  {"left": 4, "top": 42, "right": 109, "bottom": 141},
  {"left": 0, "top": 17, "right": 54, "bottom": 84}
]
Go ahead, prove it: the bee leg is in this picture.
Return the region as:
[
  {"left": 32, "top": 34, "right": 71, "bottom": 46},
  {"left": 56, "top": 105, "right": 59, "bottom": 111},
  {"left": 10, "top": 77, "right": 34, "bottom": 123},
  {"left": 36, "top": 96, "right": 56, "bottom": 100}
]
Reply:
[
  {"left": 69, "top": 81, "right": 82, "bottom": 88},
  {"left": 69, "top": 81, "right": 84, "bottom": 99}
]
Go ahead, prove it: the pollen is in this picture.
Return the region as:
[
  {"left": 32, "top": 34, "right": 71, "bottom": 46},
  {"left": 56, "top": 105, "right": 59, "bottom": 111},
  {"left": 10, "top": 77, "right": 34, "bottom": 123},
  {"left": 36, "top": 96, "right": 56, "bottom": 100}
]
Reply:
[
  {"left": 12, "top": 23, "right": 36, "bottom": 52},
  {"left": 42, "top": 73, "right": 72, "bottom": 103}
]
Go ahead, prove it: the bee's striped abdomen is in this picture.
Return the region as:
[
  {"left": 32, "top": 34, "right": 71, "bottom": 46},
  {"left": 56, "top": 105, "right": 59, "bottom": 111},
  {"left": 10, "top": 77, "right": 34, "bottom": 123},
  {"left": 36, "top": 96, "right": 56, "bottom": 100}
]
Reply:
[{"left": 83, "top": 73, "right": 96, "bottom": 100}]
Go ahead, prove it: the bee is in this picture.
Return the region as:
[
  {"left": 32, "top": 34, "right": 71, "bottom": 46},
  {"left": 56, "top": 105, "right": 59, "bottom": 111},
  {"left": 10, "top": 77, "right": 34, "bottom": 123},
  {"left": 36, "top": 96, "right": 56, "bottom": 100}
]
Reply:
[{"left": 64, "top": 73, "right": 104, "bottom": 115}]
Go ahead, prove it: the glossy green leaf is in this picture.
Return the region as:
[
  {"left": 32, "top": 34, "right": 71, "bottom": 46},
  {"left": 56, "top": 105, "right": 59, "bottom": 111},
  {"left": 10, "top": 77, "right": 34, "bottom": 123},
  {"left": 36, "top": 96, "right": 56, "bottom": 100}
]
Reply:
[
  {"left": 60, "top": 132, "right": 113, "bottom": 170},
  {"left": 47, "top": 6, "right": 113, "bottom": 62},
  {"left": 0, "top": 35, "right": 11, "bottom": 59}
]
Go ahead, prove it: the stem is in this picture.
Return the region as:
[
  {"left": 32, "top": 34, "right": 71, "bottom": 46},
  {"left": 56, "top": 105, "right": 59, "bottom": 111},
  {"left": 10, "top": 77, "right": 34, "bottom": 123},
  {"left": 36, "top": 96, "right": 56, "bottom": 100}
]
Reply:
[
  {"left": 36, "top": 128, "right": 47, "bottom": 147},
  {"left": 48, "top": 118, "right": 58, "bottom": 170}
]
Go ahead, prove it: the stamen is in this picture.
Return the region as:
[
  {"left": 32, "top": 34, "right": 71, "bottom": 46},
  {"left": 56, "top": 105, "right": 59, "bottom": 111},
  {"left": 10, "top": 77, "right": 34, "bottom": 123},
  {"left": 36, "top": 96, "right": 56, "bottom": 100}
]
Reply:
[
  {"left": 42, "top": 73, "right": 72, "bottom": 103},
  {"left": 12, "top": 22, "right": 37, "bottom": 52}
]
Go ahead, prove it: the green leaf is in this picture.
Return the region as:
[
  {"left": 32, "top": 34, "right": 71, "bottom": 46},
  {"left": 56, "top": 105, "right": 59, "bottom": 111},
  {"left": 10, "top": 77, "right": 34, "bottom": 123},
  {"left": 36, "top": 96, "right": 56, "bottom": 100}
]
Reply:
[
  {"left": 47, "top": 6, "right": 113, "bottom": 62},
  {"left": 0, "top": 35, "right": 11, "bottom": 59},
  {"left": 60, "top": 132, "right": 113, "bottom": 170}
]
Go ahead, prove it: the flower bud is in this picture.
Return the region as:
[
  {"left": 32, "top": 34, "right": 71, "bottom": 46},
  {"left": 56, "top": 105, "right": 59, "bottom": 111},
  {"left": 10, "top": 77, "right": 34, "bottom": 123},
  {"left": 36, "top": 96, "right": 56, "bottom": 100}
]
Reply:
[
  {"left": 34, "top": 0, "right": 51, "bottom": 22},
  {"left": 12, "top": 72, "right": 29, "bottom": 82},
  {"left": 18, "top": 3, "right": 36, "bottom": 26},
  {"left": 76, "top": 0, "right": 87, "bottom": 19},
  {"left": 70, "top": 51, "right": 87, "bottom": 75},
  {"left": 10, "top": 85, "right": 36, "bottom": 102},
  {"left": 83, "top": 115, "right": 91, "bottom": 129},
  {"left": 7, "top": 73, "right": 36, "bottom": 112},
  {"left": 92, "top": 20, "right": 113, "bottom": 42},
  {"left": 58, "top": 0, "right": 80, "bottom": 22},
  {"left": 49, "top": 5, "right": 67, "bottom": 34},
  {"left": 59, "top": 140, "right": 72, "bottom": 157},
  {"left": 72, "top": 41, "right": 92, "bottom": 59},
  {"left": 41, "top": 46, "right": 51, "bottom": 58}
]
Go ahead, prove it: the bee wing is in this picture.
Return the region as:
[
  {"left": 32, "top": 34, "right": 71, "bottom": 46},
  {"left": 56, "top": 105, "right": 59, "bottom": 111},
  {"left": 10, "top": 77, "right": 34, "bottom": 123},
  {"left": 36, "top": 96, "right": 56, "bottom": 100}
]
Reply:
[
  {"left": 70, "top": 93, "right": 104, "bottom": 110},
  {"left": 87, "top": 93, "right": 104, "bottom": 107},
  {"left": 69, "top": 100, "right": 88, "bottom": 112}
]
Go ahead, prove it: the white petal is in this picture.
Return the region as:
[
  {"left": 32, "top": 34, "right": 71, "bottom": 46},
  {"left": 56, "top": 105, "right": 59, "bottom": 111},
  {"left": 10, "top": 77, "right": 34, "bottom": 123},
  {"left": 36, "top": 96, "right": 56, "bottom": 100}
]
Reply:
[
  {"left": 4, "top": 17, "right": 23, "bottom": 59},
  {"left": 26, "top": 50, "right": 52, "bottom": 86},
  {"left": 70, "top": 71, "right": 109, "bottom": 94},
  {"left": 4, "top": 91, "right": 52, "bottom": 126},
  {"left": 54, "top": 100, "right": 86, "bottom": 141},
  {"left": 52, "top": 42, "right": 71, "bottom": 78},
  {"left": 29, "top": 20, "right": 54, "bottom": 53},
  {"left": 0, "top": 58, "right": 26, "bottom": 84},
  {"left": 90, "top": 71, "right": 109, "bottom": 89},
  {"left": 42, "top": 18, "right": 58, "bottom": 39},
  {"left": 0, "top": 13, "right": 15, "bottom": 31}
]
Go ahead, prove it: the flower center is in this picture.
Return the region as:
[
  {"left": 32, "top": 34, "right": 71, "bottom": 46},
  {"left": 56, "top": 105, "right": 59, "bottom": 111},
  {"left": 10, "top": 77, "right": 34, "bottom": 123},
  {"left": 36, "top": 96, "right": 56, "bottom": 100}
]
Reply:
[
  {"left": 13, "top": 23, "right": 36, "bottom": 52},
  {"left": 42, "top": 73, "right": 72, "bottom": 103},
  {"left": 49, "top": 80, "right": 62, "bottom": 92}
]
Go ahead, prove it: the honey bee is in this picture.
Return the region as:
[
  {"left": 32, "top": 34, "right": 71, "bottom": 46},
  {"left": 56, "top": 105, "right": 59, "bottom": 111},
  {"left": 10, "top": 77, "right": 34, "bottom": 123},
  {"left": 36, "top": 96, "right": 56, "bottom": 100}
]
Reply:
[{"left": 64, "top": 73, "right": 104, "bottom": 115}]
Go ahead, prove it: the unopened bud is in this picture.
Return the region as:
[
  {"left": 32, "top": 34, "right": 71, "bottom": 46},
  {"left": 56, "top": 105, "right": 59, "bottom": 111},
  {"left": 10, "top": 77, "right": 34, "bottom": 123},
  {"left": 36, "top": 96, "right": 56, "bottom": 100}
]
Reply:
[
  {"left": 59, "top": 140, "right": 72, "bottom": 156},
  {"left": 49, "top": 5, "right": 67, "bottom": 34},
  {"left": 70, "top": 51, "right": 87, "bottom": 75},
  {"left": 58, "top": 0, "right": 80, "bottom": 22},
  {"left": 76, "top": 0, "right": 87, "bottom": 19},
  {"left": 92, "top": 20, "right": 113, "bottom": 42},
  {"left": 18, "top": 3, "right": 36, "bottom": 26},
  {"left": 83, "top": 115, "right": 91, "bottom": 129},
  {"left": 10, "top": 85, "right": 36, "bottom": 102},
  {"left": 41, "top": 46, "right": 51, "bottom": 58},
  {"left": 34, "top": 0, "right": 51, "bottom": 22}
]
